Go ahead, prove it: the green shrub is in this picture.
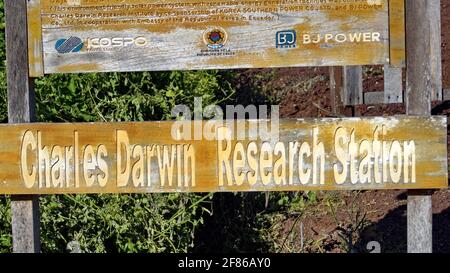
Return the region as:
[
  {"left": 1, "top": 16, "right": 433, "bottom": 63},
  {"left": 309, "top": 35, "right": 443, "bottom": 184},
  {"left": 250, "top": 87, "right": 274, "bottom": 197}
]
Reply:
[
  {"left": 34, "top": 71, "right": 234, "bottom": 123},
  {"left": 39, "top": 193, "right": 213, "bottom": 253},
  {"left": 0, "top": 0, "right": 235, "bottom": 253}
]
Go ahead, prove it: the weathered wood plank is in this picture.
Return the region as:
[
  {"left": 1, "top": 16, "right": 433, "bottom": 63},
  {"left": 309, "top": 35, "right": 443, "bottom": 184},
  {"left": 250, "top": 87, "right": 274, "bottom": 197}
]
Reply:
[
  {"left": 405, "top": 0, "right": 432, "bottom": 116},
  {"left": 384, "top": 65, "right": 403, "bottom": 103},
  {"left": 0, "top": 117, "right": 446, "bottom": 194},
  {"left": 430, "top": 0, "right": 442, "bottom": 101},
  {"left": 405, "top": 0, "right": 438, "bottom": 254},
  {"left": 27, "top": 0, "right": 44, "bottom": 77},
  {"left": 5, "top": 0, "right": 40, "bottom": 253},
  {"left": 31, "top": 0, "right": 397, "bottom": 73},
  {"left": 11, "top": 195, "right": 40, "bottom": 253},
  {"left": 329, "top": 67, "right": 343, "bottom": 115},
  {"left": 6, "top": 1, "right": 35, "bottom": 123},
  {"left": 343, "top": 66, "right": 363, "bottom": 106},
  {"left": 444, "top": 89, "right": 450, "bottom": 101},
  {"left": 363, "top": 89, "right": 448, "bottom": 105},
  {"left": 407, "top": 190, "right": 433, "bottom": 253},
  {"left": 364, "top": 91, "right": 385, "bottom": 105},
  {"left": 389, "top": 0, "right": 406, "bottom": 67}
]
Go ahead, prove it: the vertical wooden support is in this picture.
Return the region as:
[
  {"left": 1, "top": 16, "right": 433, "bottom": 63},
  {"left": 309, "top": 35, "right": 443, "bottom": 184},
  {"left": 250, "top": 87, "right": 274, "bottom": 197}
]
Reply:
[
  {"left": 430, "top": 0, "right": 442, "bottom": 101},
  {"left": 329, "top": 67, "right": 343, "bottom": 115},
  {"left": 384, "top": 65, "right": 403, "bottom": 103},
  {"left": 343, "top": 66, "right": 363, "bottom": 106},
  {"left": 5, "top": 0, "right": 40, "bottom": 253},
  {"left": 407, "top": 190, "right": 433, "bottom": 252},
  {"left": 405, "top": 0, "right": 437, "bottom": 253},
  {"left": 444, "top": 89, "right": 450, "bottom": 101}
]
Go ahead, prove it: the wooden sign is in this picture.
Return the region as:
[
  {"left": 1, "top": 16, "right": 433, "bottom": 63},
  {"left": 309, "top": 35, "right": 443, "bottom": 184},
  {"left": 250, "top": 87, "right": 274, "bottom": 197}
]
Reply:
[
  {"left": 27, "top": 0, "right": 405, "bottom": 76},
  {"left": 0, "top": 116, "right": 446, "bottom": 194}
]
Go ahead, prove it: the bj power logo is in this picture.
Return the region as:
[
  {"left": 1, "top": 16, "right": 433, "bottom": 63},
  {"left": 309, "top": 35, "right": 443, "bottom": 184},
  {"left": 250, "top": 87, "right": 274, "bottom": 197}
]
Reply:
[
  {"left": 55, "top": 36, "right": 148, "bottom": 53},
  {"left": 276, "top": 30, "right": 297, "bottom": 49}
]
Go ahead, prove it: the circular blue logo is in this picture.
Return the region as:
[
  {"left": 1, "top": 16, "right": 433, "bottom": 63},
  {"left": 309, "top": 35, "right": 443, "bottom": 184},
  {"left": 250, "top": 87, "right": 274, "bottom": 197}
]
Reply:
[{"left": 55, "top": 37, "right": 84, "bottom": 54}]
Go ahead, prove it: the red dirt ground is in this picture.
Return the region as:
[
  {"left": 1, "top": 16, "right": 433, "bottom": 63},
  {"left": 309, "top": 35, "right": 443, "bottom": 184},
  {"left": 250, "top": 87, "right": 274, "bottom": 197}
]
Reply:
[{"left": 256, "top": 1, "right": 450, "bottom": 253}]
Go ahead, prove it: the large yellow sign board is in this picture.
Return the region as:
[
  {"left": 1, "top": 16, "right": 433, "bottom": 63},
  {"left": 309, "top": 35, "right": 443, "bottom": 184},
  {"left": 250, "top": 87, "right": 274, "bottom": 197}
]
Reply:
[{"left": 0, "top": 117, "right": 446, "bottom": 194}]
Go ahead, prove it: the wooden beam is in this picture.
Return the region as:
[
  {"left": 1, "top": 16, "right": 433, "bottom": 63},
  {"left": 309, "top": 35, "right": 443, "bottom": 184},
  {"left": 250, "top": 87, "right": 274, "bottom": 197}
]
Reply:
[
  {"left": 444, "top": 89, "right": 450, "bottom": 101},
  {"left": 430, "top": 0, "right": 442, "bottom": 101},
  {"left": 405, "top": 0, "right": 433, "bottom": 115},
  {"left": 329, "top": 67, "right": 343, "bottom": 115},
  {"left": 343, "top": 66, "right": 363, "bottom": 106},
  {"left": 405, "top": 0, "right": 437, "bottom": 253},
  {"left": 365, "top": 89, "right": 450, "bottom": 105},
  {"left": 27, "top": 0, "right": 44, "bottom": 78},
  {"left": 407, "top": 190, "right": 433, "bottom": 252},
  {"left": 5, "top": 0, "right": 40, "bottom": 253},
  {"left": 364, "top": 91, "right": 386, "bottom": 105},
  {"left": 10, "top": 195, "right": 40, "bottom": 253},
  {"left": 384, "top": 65, "right": 403, "bottom": 103},
  {"left": 389, "top": 0, "right": 406, "bottom": 67}
]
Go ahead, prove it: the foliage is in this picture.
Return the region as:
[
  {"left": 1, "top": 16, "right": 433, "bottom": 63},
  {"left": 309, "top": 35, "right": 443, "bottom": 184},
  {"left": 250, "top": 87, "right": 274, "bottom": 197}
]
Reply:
[
  {"left": 0, "top": 67, "right": 230, "bottom": 252},
  {"left": 193, "top": 191, "right": 318, "bottom": 253},
  {"left": 39, "top": 193, "right": 213, "bottom": 253},
  {"left": 0, "top": 0, "right": 333, "bottom": 254},
  {"left": 0, "top": 195, "right": 11, "bottom": 253},
  {"left": 325, "top": 191, "right": 370, "bottom": 253},
  {"left": 34, "top": 71, "right": 234, "bottom": 123},
  {"left": 255, "top": 192, "right": 319, "bottom": 253},
  {"left": 0, "top": 0, "right": 235, "bottom": 252}
]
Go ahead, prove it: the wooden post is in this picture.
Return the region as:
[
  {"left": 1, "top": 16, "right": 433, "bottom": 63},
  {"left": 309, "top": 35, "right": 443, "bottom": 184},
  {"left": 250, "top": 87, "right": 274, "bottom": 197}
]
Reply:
[
  {"left": 5, "top": 0, "right": 40, "bottom": 253},
  {"left": 444, "top": 89, "right": 450, "bottom": 101},
  {"left": 384, "top": 65, "right": 403, "bottom": 103},
  {"left": 430, "top": 0, "right": 442, "bottom": 101},
  {"left": 343, "top": 66, "right": 363, "bottom": 106},
  {"left": 405, "top": 0, "right": 439, "bottom": 253},
  {"left": 329, "top": 67, "right": 343, "bottom": 116}
]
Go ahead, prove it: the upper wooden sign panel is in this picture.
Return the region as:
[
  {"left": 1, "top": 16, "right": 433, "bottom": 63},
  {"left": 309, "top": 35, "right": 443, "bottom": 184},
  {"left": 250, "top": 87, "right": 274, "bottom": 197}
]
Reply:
[{"left": 27, "top": 0, "right": 405, "bottom": 76}]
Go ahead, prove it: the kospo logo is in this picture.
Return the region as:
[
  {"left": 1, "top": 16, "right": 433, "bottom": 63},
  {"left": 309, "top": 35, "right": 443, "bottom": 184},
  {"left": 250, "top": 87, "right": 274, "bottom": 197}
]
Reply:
[
  {"left": 55, "top": 36, "right": 84, "bottom": 54},
  {"left": 87, "top": 37, "right": 148, "bottom": 49},
  {"left": 55, "top": 36, "right": 148, "bottom": 53}
]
